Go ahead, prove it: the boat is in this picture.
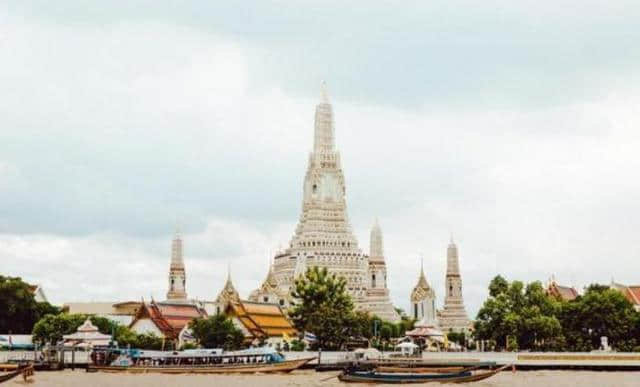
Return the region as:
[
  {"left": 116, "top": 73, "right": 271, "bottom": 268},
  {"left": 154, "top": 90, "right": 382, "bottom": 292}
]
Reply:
[
  {"left": 376, "top": 365, "right": 474, "bottom": 373},
  {"left": 88, "top": 347, "right": 315, "bottom": 374},
  {"left": 0, "top": 363, "right": 34, "bottom": 384},
  {"left": 338, "top": 364, "right": 512, "bottom": 384}
]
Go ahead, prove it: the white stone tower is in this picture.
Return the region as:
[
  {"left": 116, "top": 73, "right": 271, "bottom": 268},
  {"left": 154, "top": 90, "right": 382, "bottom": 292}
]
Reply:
[
  {"left": 366, "top": 219, "right": 400, "bottom": 322},
  {"left": 438, "top": 237, "right": 470, "bottom": 331},
  {"left": 166, "top": 229, "right": 187, "bottom": 301},
  {"left": 410, "top": 259, "right": 437, "bottom": 324},
  {"left": 251, "top": 82, "right": 371, "bottom": 308}
]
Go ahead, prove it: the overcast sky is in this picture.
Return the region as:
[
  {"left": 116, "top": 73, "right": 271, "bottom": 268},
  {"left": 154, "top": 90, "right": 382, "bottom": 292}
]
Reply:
[{"left": 1, "top": 1, "right": 640, "bottom": 317}]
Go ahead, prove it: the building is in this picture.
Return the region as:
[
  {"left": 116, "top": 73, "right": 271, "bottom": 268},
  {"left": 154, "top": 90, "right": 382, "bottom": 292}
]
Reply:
[
  {"left": 224, "top": 301, "right": 297, "bottom": 346},
  {"left": 27, "top": 284, "right": 48, "bottom": 303},
  {"left": 129, "top": 299, "right": 206, "bottom": 345},
  {"left": 166, "top": 229, "right": 187, "bottom": 301},
  {"left": 208, "top": 271, "right": 241, "bottom": 315},
  {"left": 250, "top": 83, "right": 397, "bottom": 318},
  {"left": 366, "top": 220, "right": 401, "bottom": 322},
  {"left": 546, "top": 276, "right": 579, "bottom": 301},
  {"left": 438, "top": 238, "right": 470, "bottom": 332},
  {"left": 248, "top": 262, "right": 289, "bottom": 306},
  {"left": 610, "top": 282, "right": 640, "bottom": 311},
  {"left": 61, "top": 301, "right": 141, "bottom": 326},
  {"left": 410, "top": 260, "right": 437, "bottom": 324}
]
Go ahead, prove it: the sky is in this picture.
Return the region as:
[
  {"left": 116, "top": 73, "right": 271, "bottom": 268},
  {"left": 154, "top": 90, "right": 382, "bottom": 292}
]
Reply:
[{"left": 1, "top": 1, "right": 640, "bottom": 317}]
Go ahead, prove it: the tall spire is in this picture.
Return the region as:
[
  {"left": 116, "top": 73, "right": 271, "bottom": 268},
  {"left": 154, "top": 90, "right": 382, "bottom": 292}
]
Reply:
[
  {"left": 313, "top": 81, "right": 335, "bottom": 154},
  {"left": 167, "top": 229, "right": 187, "bottom": 301},
  {"left": 320, "top": 80, "right": 329, "bottom": 103},
  {"left": 446, "top": 237, "right": 460, "bottom": 275},
  {"left": 369, "top": 218, "right": 384, "bottom": 259}
]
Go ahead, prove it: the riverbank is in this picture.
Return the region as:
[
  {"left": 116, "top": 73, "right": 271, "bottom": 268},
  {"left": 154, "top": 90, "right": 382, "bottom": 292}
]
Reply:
[{"left": 12, "top": 369, "right": 640, "bottom": 386}]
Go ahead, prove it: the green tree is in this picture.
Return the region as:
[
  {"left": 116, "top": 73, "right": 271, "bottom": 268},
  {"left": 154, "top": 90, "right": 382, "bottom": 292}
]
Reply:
[
  {"left": 560, "top": 285, "right": 639, "bottom": 351},
  {"left": 475, "top": 276, "right": 564, "bottom": 351},
  {"left": 32, "top": 313, "right": 163, "bottom": 350},
  {"left": 189, "top": 314, "right": 244, "bottom": 350},
  {"left": 32, "top": 313, "right": 87, "bottom": 344},
  {"left": 0, "top": 275, "right": 60, "bottom": 334},
  {"left": 288, "top": 266, "right": 354, "bottom": 350}
]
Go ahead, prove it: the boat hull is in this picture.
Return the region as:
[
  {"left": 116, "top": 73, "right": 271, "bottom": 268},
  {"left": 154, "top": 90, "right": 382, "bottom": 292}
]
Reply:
[
  {"left": 338, "top": 364, "right": 511, "bottom": 384},
  {"left": 88, "top": 357, "right": 315, "bottom": 374}
]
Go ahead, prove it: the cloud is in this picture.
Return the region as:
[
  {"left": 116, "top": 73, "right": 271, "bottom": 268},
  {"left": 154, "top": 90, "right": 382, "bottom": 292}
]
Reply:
[{"left": 2, "top": 3, "right": 640, "bottom": 316}]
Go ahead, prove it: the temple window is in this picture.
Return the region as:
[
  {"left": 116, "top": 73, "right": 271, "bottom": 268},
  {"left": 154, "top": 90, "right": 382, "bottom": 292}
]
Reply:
[
  {"left": 372, "top": 274, "right": 376, "bottom": 288},
  {"left": 414, "top": 304, "right": 418, "bottom": 319},
  {"left": 279, "top": 299, "right": 285, "bottom": 306},
  {"left": 263, "top": 296, "right": 269, "bottom": 303},
  {"left": 449, "top": 285, "right": 453, "bottom": 296}
]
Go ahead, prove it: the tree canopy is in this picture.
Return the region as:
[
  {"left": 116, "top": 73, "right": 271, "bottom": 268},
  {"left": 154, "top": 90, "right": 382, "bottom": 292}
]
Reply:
[
  {"left": 0, "top": 275, "right": 59, "bottom": 334},
  {"left": 475, "top": 275, "right": 640, "bottom": 351},
  {"left": 32, "top": 313, "right": 164, "bottom": 349},
  {"left": 288, "top": 266, "right": 354, "bottom": 350},
  {"left": 189, "top": 314, "right": 244, "bottom": 350}
]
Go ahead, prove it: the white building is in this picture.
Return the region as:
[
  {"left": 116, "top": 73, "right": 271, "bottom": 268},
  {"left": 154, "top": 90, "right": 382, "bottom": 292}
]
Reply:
[
  {"left": 438, "top": 238, "right": 470, "bottom": 332},
  {"left": 249, "top": 83, "right": 397, "bottom": 320}
]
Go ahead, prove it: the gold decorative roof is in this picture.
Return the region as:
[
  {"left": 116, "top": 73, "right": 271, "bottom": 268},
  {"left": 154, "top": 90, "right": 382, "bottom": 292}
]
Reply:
[
  {"left": 216, "top": 273, "right": 240, "bottom": 304},
  {"left": 411, "top": 264, "right": 435, "bottom": 303}
]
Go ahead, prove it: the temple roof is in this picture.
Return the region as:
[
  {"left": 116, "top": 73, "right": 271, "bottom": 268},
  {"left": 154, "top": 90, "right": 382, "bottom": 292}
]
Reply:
[
  {"left": 215, "top": 272, "right": 241, "bottom": 304},
  {"left": 225, "top": 301, "right": 296, "bottom": 339},
  {"left": 130, "top": 300, "right": 206, "bottom": 339},
  {"left": 547, "top": 281, "right": 578, "bottom": 301},
  {"left": 411, "top": 261, "right": 434, "bottom": 302}
]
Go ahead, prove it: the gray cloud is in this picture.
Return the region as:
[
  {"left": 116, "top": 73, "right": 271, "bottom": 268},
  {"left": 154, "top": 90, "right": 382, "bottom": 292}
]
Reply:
[{"left": 1, "top": 3, "right": 640, "bottom": 316}]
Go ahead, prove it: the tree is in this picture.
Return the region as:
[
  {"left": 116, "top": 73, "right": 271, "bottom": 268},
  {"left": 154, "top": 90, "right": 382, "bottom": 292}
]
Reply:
[
  {"left": 288, "top": 266, "right": 354, "bottom": 350},
  {"left": 189, "top": 314, "right": 244, "bottom": 350},
  {"left": 0, "top": 275, "right": 60, "bottom": 334},
  {"left": 32, "top": 313, "right": 164, "bottom": 350},
  {"left": 560, "top": 285, "right": 639, "bottom": 351},
  {"left": 475, "top": 276, "right": 564, "bottom": 351},
  {"left": 32, "top": 313, "right": 87, "bottom": 344}
]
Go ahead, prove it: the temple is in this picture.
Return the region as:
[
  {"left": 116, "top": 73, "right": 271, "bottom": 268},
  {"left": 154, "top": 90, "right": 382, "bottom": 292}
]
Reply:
[
  {"left": 410, "top": 259, "right": 437, "bottom": 324},
  {"left": 166, "top": 229, "right": 187, "bottom": 301},
  {"left": 365, "top": 220, "right": 401, "bottom": 321},
  {"left": 437, "top": 237, "right": 470, "bottom": 332},
  {"left": 249, "top": 83, "right": 398, "bottom": 321},
  {"left": 546, "top": 276, "right": 579, "bottom": 301}
]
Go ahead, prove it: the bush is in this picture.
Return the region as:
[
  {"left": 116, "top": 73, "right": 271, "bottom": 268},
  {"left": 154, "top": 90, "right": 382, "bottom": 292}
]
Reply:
[{"left": 290, "top": 339, "right": 306, "bottom": 351}]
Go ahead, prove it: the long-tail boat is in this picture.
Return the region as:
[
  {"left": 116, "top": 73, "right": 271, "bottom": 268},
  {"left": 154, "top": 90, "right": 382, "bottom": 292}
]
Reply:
[
  {"left": 376, "top": 365, "right": 476, "bottom": 374},
  {"left": 0, "top": 363, "right": 34, "bottom": 384},
  {"left": 87, "top": 347, "right": 315, "bottom": 374},
  {"left": 338, "top": 364, "right": 512, "bottom": 384}
]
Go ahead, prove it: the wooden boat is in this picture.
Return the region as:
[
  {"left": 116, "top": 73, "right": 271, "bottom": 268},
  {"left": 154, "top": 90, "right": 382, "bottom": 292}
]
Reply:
[
  {"left": 338, "top": 364, "right": 512, "bottom": 384},
  {"left": 0, "top": 364, "right": 34, "bottom": 384},
  {"left": 376, "top": 365, "right": 473, "bottom": 374},
  {"left": 89, "top": 356, "right": 315, "bottom": 374}
]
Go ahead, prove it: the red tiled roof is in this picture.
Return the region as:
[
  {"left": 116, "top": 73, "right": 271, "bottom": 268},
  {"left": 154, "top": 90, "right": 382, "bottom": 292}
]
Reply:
[
  {"left": 626, "top": 286, "right": 640, "bottom": 305},
  {"left": 130, "top": 301, "right": 206, "bottom": 339},
  {"left": 547, "top": 282, "right": 578, "bottom": 301}
]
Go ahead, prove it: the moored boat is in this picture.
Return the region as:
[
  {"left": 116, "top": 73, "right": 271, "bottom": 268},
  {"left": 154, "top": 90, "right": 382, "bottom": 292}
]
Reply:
[
  {"left": 338, "top": 364, "right": 512, "bottom": 384},
  {"left": 0, "top": 363, "right": 34, "bottom": 384},
  {"left": 88, "top": 347, "right": 314, "bottom": 374}
]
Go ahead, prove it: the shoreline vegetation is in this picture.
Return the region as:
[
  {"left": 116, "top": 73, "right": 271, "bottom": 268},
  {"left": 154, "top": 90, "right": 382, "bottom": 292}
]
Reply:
[{"left": 2, "top": 272, "right": 640, "bottom": 354}]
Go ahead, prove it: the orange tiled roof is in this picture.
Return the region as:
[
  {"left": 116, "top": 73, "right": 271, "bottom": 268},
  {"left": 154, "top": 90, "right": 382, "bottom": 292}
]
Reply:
[
  {"left": 226, "top": 301, "right": 296, "bottom": 339},
  {"left": 547, "top": 282, "right": 578, "bottom": 301},
  {"left": 626, "top": 286, "right": 640, "bottom": 305}
]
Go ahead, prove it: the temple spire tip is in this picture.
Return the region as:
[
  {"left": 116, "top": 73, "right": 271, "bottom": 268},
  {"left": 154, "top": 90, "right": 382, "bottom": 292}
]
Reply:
[{"left": 320, "top": 80, "right": 329, "bottom": 103}]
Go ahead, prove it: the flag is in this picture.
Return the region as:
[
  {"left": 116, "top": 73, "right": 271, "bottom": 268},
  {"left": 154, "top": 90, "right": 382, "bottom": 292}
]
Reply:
[{"left": 303, "top": 332, "right": 317, "bottom": 342}]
